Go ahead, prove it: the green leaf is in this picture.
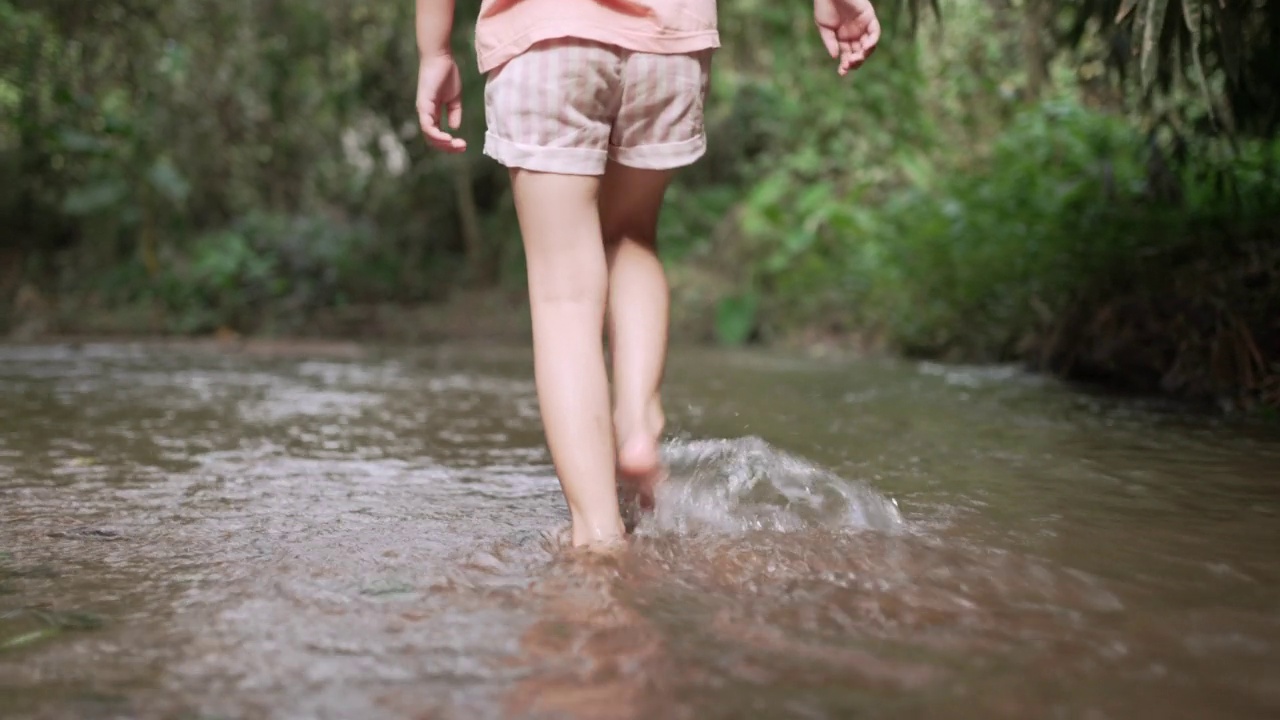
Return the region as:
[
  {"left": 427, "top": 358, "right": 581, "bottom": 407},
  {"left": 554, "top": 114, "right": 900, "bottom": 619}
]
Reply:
[
  {"left": 1, "top": 627, "right": 58, "bottom": 651},
  {"left": 1217, "top": 4, "right": 1245, "bottom": 84},
  {"left": 1115, "top": 0, "right": 1140, "bottom": 23},
  {"left": 57, "top": 129, "right": 108, "bottom": 153},
  {"left": 714, "top": 293, "right": 759, "bottom": 346},
  {"left": 1140, "top": 0, "right": 1169, "bottom": 92},
  {"left": 900, "top": 153, "right": 935, "bottom": 189},
  {"left": 1181, "top": 0, "right": 1214, "bottom": 122},
  {"left": 61, "top": 179, "right": 130, "bottom": 215},
  {"left": 796, "top": 182, "right": 832, "bottom": 216},
  {"left": 147, "top": 156, "right": 191, "bottom": 203}
]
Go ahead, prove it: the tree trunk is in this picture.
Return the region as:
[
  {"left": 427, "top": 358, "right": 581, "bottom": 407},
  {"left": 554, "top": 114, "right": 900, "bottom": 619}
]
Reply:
[{"left": 1021, "top": 0, "right": 1050, "bottom": 102}]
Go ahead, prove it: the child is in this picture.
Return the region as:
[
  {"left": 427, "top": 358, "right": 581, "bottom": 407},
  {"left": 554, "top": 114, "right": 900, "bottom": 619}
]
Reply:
[{"left": 415, "top": 0, "right": 880, "bottom": 549}]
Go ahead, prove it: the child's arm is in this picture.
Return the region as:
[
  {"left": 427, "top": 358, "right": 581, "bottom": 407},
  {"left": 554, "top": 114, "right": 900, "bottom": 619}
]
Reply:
[
  {"left": 416, "top": 0, "right": 467, "bottom": 152},
  {"left": 814, "top": 0, "right": 881, "bottom": 76},
  {"left": 416, "top": 0, "right": 455, "bottom": 58}
]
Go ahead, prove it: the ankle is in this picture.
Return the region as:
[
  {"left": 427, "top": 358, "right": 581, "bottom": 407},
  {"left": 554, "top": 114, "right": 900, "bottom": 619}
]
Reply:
[
  {"left": 645, "top": 396, "right": 665, "bottom": 436},
  {"left": 570, "top": 512, "right": 627, "bottom": 546},
  {"left": 615, "top": 395, "right": 665, "bottom": 443}
]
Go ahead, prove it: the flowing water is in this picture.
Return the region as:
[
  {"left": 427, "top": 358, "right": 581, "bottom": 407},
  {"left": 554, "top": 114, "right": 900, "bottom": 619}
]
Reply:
[{"left": 1, "top": 341, "right": 1277, "bottom": 720}]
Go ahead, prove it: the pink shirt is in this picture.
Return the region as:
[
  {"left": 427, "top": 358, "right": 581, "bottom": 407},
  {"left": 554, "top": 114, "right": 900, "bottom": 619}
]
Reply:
[{"left": 474, "top": 0, "right": 719, "bottom": 73}]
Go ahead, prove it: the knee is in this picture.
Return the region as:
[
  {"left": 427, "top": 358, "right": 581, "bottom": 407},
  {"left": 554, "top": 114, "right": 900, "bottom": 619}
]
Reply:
[{"left": 602, "top": 218, "right": 657, "bottom": 250}]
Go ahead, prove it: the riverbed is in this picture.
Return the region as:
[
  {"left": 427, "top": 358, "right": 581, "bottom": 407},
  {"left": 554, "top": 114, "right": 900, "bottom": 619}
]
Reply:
[{"left": 2, "top": 341, "right": 1277, "bottom": 719}]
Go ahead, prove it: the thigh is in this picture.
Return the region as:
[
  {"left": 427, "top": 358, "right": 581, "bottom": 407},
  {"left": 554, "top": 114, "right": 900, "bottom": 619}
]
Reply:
[
  {"left": 608, "top": 50, "right": 712, "bottom": 171},
  {"left": 510, "top": 169, "right": 606, "bottom": 298},
  {"left": 599, "top": 162, "right": 675, "bottom": 246},
  {"left": 483, "top": 40, "right": 624, "bottom": 176}
]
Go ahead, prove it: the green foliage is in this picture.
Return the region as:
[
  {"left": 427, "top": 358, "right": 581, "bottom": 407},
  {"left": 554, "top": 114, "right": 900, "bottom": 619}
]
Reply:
[
  {"left": 146, "top": 213, "right": 416, "bottom": 334},
  {"left": 722, "top": 86, "right": 1279, "bottom": 357},
  {"left": 871, "top": 101, "right": 1156, "bottom": 354},
  {"left": 0, "top": 0, "right": 1275, "bottom": 406},
  {"left": 1, "top": 0, "right": 498, "bottom": 304},
  {"left": 665, "top": 0, "right": 1277, "bottom": 376},
  {"left": 1060, "top": 0, "right": 1280, "bottom": 135},
  {"left": 714, "top": 293, "right": 760, "bottom": 346}
]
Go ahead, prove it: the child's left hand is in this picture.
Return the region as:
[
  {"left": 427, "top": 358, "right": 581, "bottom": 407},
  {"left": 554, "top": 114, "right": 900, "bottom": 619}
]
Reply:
[
  {"left": 417, "top": 54, "right": 467, "bottom": 152},
  {"left": 814, "top": 0, "right": 881, "bottom": 76}
]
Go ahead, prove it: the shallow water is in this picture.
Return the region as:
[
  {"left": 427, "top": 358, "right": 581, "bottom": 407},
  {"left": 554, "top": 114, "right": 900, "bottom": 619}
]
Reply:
[{"left": 1, "top": 342, "right": 1278, "bottom": 719}]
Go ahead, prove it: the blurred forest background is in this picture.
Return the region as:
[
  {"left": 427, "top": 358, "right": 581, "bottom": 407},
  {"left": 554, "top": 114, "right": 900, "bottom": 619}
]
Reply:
[{"left": 1, "top": 0, "right": 1277, "bottom": 409}]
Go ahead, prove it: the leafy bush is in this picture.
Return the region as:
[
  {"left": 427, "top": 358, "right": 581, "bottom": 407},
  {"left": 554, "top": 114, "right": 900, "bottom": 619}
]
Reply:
[
  {"left": 152, "top": 213, "right": 423, "bottom": 334},
  {"left": 715, "top": 88, "right": 1278, "bottom": 361}
]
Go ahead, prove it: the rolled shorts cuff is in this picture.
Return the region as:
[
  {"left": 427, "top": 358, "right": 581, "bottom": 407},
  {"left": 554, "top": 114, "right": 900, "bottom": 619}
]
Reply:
[
  {"left": 483, "top": 132, "right": 607, "bottom": 175},
  {"left": 485, "top": 132, "right": 709, "bottom": 176},
  {"left": 610, "top": 134, "right": 707, "bottom": 171}
]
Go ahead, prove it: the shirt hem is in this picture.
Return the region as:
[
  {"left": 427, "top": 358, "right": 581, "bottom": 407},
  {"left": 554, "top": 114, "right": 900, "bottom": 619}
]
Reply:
[{"left": 476, "top": 23, "right": 720, "bottom": 74}]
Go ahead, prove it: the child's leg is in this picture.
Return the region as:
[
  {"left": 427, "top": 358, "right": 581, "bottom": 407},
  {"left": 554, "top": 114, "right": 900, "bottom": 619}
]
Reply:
[
  {"left": 510, "top": 169, "right": 624, "bottom": 548},
  {"left": 602, "top": 47, "right": 713, "bottom": 505},
  {"left": 483, "top": 39, "right": 632, "bottom": 547},
  {"left": 599, "top": 162, "right": 674, "bottom": 484}
]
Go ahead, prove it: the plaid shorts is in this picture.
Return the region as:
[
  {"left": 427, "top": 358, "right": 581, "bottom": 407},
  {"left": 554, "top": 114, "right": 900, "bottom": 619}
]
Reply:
[{"left": 483, "top": 38, "right": 712, "bottom": 176}]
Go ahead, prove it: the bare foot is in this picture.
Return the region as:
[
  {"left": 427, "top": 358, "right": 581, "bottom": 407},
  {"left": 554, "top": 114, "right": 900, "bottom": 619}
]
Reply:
[
  {"left": 615, "top": 398, "right": 666, "bottom": 515},
  {"left": 570, "top": 515, "right": 628, "bottom": 549},
  {"left": 569, "top": 534, "right": 629, "bottom": 556},
  {"left": 617, "top": 435, "right": 665, "bottom": 513},
  {"left": 618, "top": 434, "right": 659, "bottom": 476}
]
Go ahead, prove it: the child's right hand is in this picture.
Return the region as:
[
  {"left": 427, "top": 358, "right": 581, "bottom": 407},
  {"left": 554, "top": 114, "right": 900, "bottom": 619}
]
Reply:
[
  {"left": 814, "top": 0, "right": 881, "bottom": 76},
  {"left": 417, "top": 53, "right": 467, "bottom": 153}
]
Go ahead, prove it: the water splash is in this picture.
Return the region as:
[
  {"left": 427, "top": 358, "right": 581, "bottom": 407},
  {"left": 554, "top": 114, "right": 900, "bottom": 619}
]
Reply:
[{"left": 637, "top": 437, "right": 905, "bottom": 536}]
